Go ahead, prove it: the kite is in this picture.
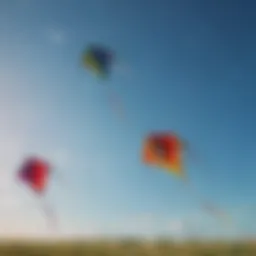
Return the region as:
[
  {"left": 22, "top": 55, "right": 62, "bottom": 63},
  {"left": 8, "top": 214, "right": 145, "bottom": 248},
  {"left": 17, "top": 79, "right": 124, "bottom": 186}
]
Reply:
[
  {"left": 82, "top": 44, "right": 114, "bottom": 78},
  {"left": 81, "top": 43, "right": 125, "bottom": 120},
  {"left": 142, "top": 132, "right": 185, "bottom": 177},
  {"left": 142, "top": 131, "right": 231, "bottom": 225},
  {"left": 18, "top": 157, "right": 51, "bottom": 195},
  {"left": 17, "top": 156, "right": 57, "bottom": 230}
]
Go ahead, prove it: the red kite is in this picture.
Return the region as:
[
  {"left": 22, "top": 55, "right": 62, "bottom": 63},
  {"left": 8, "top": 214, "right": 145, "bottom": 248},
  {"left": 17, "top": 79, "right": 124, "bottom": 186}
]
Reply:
[
  {"left": 17, "top": 157, "right": 57, "bottom": 230},
  {"left": 18, "top": 157, "right": 51, "bottom": 195}
]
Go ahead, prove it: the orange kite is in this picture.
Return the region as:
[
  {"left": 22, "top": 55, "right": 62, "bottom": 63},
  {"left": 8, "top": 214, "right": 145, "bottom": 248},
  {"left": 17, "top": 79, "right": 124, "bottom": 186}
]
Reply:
[
  {"left": 142, "top": 132, "right": 185, "bottom": 177},
  {"left": 142, "top": 131, "right": 231, "bottom": 225}
]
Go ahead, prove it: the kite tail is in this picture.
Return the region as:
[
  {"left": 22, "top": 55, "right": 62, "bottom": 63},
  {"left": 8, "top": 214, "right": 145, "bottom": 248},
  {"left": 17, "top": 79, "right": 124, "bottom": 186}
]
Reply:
[
  {"left": 181, "top": 147, "right": 231, "bottom": 225},
  {"left": 106, "top": 86, "right": 126, "bottom": 121},
  {"left": 40, "top": 196, "right": 58, "bottom": 231},
  {"left": 183, "top": 179, "right": 231, "bottom": 226}
]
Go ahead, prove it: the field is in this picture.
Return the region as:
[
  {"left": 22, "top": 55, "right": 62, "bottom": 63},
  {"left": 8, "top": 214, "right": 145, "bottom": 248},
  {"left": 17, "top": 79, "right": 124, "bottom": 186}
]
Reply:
[{"left": 0, "top": 240, "right": 255, "bottom": 256}]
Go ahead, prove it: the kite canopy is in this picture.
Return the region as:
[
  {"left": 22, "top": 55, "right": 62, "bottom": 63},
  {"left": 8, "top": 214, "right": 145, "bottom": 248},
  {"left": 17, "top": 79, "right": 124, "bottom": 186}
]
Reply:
[
  {"left": 18, "top": 157, "right": 51, "bottom": 194},
  {"left": 82, "top": 44, "right": 114, "bottom": 78},
  {"left": 142, "top": 132, "right": 185, "bottom": 177}
]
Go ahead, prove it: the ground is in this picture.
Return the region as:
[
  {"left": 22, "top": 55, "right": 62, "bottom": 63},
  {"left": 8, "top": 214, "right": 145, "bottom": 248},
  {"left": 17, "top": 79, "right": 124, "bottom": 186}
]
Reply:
[{"left": 0, "top": 240, "right": 255, "bottom": 255}]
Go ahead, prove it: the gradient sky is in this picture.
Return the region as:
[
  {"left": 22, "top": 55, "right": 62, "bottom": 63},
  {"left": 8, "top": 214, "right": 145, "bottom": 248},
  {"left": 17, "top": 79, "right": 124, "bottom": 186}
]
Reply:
[{"left": 0, "top": 0, "right": 255, "bottom": 240}]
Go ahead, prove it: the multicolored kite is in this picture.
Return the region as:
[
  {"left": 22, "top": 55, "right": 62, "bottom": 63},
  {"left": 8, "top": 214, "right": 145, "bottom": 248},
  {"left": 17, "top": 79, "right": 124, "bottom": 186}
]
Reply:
[
  {"left": 142, "top": 132, "right": 185, "bottom": 177},
  {"left": 142, "top": 131, "right": 231, "bottom": 225},
  {"left": 82, "top": 44, "right": 114, "bottom": 78},
  {"left": 81, "top": 44, "right": 125, "bottom": 119}
]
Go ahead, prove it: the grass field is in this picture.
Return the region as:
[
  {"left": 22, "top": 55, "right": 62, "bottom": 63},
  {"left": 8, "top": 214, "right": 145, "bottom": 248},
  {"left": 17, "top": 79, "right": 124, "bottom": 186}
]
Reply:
[{"left": 0, "top": 240, "right": 255, "bottom": 255}]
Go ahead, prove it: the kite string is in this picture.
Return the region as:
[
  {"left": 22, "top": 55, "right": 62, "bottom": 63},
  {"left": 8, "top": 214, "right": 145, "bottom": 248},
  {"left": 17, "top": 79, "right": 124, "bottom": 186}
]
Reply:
[
  {"left": 106, "top": 85, "right": 126, "bottom": 121},
  {"left": 182, "top": 146, "right": 232, "bottom": 223},
  {"left": 182, "top": 177, "right": 232, "bottom": 226},
  {"left": 40, "top": 195, "right": 58, "bottom": 232},
  {"left": 14, "top": 176, "right": 58, "bottom": 231},
  {"left": 95, "top": 76, "right": 126, "bottom": 121}
]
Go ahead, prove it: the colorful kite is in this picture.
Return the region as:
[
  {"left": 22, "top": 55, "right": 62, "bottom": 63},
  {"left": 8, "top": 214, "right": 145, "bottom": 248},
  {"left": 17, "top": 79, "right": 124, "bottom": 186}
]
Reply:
[
  {"left": 142, "top": 131, "right": 231, "bottom": 225},
  {"left": 81, "top": 43, "right": 125, "bottom": 120},
  {"left": 142, "top": 132, "right": 185, "bottom": 177},
  {"left": 17, "top": 157, "right": 57, "bottom": 230},
  {"left": 82, "top": 44, "right": 114, "bottom": 78}
]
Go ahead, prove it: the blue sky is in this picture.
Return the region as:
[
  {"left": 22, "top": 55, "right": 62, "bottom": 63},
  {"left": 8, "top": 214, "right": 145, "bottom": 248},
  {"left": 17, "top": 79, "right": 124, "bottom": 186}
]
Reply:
[{"left": 0, "top": 0, "right": 255, "bottom": 240}]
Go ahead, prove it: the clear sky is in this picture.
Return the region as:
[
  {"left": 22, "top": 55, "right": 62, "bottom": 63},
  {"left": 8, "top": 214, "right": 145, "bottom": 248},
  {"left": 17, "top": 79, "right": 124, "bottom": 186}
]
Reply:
[{"left": 0, "top": 0, "right": 255, "bottom": 241}]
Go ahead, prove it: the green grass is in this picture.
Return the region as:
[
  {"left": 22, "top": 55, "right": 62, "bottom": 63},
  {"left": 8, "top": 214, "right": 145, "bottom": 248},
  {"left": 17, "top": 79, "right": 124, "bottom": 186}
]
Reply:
[{"left": 0, "top": 240, "right": 254, "bottom": 255}]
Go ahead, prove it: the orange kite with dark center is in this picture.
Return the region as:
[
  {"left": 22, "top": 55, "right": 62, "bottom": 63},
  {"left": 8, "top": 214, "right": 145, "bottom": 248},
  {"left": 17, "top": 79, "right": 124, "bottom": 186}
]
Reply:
[{"left": 142, "top": 132, "right": 184, "bottom": 176}]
